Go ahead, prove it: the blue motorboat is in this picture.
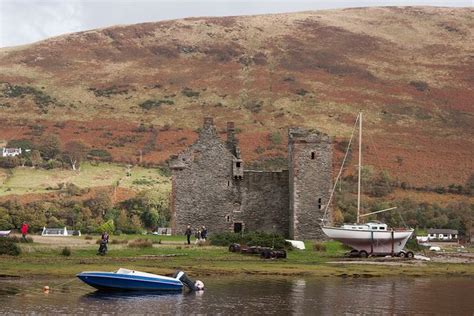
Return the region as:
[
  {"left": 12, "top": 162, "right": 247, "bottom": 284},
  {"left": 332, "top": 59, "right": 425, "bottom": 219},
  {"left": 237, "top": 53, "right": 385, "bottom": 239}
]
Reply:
[{"left": 77, "top": 268, "right": 200, "bottom": 292}]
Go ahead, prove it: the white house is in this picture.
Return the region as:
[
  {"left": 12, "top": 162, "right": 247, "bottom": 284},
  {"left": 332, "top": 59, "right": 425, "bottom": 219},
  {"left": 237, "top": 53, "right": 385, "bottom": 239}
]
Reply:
[
  {"left": 2, "top": 147, "right": 22, "bottom": 157},
  {"left": 427, "top": 229, "right": 458, "bottom": 241},
  {"left": 41, "top": 226, "right": 81, "bottom": 236}
]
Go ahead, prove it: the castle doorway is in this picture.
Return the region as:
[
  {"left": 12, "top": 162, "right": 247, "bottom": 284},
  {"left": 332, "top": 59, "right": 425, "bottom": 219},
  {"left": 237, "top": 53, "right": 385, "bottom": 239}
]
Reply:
[{"left": 233, "top": 222, "right": 242, "bottom": 233}]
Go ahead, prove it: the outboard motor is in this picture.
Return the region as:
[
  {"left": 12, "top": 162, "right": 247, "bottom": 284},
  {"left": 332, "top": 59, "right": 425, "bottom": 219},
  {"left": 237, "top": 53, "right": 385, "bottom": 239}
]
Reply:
[{"left": 174, "top": 271, "right": 204, "bottom": 292}]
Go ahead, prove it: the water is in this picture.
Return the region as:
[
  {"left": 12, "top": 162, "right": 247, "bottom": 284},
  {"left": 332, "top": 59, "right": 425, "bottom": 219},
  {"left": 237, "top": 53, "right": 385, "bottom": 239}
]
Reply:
[{"left": 0, "top": 276, "right": 473, "bottom": 315}]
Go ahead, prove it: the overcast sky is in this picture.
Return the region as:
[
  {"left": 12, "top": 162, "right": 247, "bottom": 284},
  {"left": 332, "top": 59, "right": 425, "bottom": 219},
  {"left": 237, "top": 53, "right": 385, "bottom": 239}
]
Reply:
[{"left": 0, "top": 0, "right": 471, "bottom": 47}]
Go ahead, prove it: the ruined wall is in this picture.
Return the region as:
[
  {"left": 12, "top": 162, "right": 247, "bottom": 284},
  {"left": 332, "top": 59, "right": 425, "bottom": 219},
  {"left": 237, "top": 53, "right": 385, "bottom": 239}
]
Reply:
[
  {"left": 171, "top": 119, "right": 332, "bottom": 241},
  {"left": 234, "top": 170, "right": 290, "bottom": 237},
  {"left": 170, "top": 118, "right": 237, "bottom": 234},
  {"left": 289, "top": 128, "right": 332, "bottom": 240}
]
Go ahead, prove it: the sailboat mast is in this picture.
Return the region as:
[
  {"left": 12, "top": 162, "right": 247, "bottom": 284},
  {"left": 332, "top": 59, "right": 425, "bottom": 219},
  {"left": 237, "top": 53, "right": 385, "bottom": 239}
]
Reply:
[{"left": 357, "top": 112, "right": 362, "bottom": 224}]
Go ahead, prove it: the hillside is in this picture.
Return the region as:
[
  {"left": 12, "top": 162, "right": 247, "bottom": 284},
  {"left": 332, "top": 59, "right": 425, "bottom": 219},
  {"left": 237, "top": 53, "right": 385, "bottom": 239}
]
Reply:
[{"left": 0, "top": 6, "right": 473, "bottom": 187}]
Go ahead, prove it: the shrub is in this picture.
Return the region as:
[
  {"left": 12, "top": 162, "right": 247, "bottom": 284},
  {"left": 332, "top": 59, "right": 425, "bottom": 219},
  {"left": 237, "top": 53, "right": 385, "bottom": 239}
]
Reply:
[
  {"left": 313, "top": 242, "right": 326, "bottom": 252},
  {"left": 295, "top": 88, "right": 308, "bottom": 96},
  {"left": 210, "top": 231, "right": 290, "bottom": 250},
  {"left": 61, "top": 246, "right": 71, "bottom": 256},
  {"left": 0, "top": 157, "right": 20, "bottom": 168},
  {"left": 269, "top": 132, "right": 282, "bottom": 145},
  {"left": 255, "top": 146, "right": 265, "bottom": 154},
  {"left": 2, "top": 84, "right": 56, "bottom": 111},
  {"left": 128, "top": 238, "right": 153, "bottom": 248},
  {"left": 6, "top": 139, "right": 34, "bottom": 150},
  {"left": 181, "top": 87, "right": 200, "bottom": 98},
  {"left": 405, "top": 238, "right": 423, "bottom": 252},
  {"left": 409, "top": 80, "right": 429, "bottom": 92},
  {"left": 0, "top": 238, "right": 21, "bottom": 256},
  {"left": 139, "top": 99, "right": 174, "bottom": 110},
  {"left": 244, "top": 100, "right": 263, "bottom": 113},
  {"left": 88, "top": 149, "right": 112, "bottom": 161},
  {"left": 111, "top": 239, "right": 128, "bottom": 244}
]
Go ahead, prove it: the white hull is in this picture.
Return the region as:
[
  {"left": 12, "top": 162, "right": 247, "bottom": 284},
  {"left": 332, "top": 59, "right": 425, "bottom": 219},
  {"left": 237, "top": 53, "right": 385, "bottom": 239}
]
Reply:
[{"left": 322, "top": 226, "right": 414, "bottom": 254}]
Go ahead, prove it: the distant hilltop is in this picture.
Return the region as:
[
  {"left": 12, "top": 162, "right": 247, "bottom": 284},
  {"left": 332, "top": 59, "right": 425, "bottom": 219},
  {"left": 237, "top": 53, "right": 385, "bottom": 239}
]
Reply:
[{"left": 0, "top": 6, "right": 473, "bottom": 187}]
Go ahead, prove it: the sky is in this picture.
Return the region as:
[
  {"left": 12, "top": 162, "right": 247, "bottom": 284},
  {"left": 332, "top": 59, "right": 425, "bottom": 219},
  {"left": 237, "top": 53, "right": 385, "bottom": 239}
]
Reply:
[{"left": 0, "top": 0, "right": 471, "bottom": 47}]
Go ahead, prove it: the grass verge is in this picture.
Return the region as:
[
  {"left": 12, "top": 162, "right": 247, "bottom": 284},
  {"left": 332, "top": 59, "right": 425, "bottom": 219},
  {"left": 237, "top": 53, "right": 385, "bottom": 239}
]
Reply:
[{"left": 0, "top": 237, "right": 472, "bottom": 279}]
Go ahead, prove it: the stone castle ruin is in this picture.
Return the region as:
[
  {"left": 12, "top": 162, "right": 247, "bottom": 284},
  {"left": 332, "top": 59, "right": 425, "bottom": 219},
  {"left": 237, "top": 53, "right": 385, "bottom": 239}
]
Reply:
[{"left": 170, "top": 118, "right": 332, "bottom": 240}]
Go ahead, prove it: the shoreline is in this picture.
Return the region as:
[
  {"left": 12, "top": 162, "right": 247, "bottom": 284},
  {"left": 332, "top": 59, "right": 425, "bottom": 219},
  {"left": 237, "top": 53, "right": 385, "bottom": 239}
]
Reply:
[
  {"left": 1, "top": 236, "right": 472, "bottom": 279},
  {"left": 1, "top": 253, "right": 473, "bottom": 279}
]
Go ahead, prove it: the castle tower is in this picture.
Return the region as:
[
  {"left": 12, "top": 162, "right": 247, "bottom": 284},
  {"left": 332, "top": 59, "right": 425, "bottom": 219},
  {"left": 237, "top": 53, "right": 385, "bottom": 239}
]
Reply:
[{"left": 288, "top": 128, "right": 332, "bottom": 240}]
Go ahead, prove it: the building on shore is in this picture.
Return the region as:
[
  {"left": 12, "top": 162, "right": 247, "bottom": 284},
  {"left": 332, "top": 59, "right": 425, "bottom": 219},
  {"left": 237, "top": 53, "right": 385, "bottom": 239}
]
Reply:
[{"left": 169, "top": 118, "right": 332, "bottom": 240}]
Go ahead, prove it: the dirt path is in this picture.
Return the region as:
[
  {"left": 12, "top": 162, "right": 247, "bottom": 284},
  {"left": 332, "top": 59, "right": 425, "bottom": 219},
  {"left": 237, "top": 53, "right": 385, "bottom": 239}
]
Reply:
[{"left": 31, "top": 236, "right": 91, "bottom": 246}]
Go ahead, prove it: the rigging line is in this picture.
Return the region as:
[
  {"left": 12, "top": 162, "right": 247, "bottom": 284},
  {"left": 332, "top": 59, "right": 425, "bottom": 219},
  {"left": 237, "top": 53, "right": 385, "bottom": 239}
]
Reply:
[{"left": 322, "top": 112, "right": 360, "bottom": 224}]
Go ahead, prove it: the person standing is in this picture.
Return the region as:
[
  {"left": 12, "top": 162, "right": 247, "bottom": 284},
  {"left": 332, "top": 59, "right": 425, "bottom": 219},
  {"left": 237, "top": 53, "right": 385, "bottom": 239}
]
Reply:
[
  {"left": 20, "top": 222, "right": 29, "bottom": 241},
  {"left": 201, "top": 226, "right": 208, "bottom": 242},
  {"left": 194, "top": 228, "right": 202, "bottom": 244},
  {"left": 185, "top": 225, "right": 192, "bottom": 245}
]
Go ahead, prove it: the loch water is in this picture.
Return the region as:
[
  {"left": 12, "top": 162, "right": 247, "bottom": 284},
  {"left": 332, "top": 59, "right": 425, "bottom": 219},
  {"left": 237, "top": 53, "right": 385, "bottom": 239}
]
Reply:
[{"left": 0, "top": 276, "right": 473, "bottom": 315}]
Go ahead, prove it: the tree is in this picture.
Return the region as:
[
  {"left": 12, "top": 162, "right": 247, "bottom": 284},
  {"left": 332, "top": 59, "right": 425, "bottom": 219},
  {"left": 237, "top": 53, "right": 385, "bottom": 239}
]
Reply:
[
  {"left": 98, "top": 219, "right": 115, "bottom": 234},
  {"left": 129, "top": 215, "right": 143, "bottom": 233},
  {"left": 368, "top": 171, "right": 394, "bottom": 197},
  {"left": 141, "top": 208, "right": 160, "bottom": 229},
  {"left": 63, "top": 140, "right": 89, "bottom": 170},
  {"left": 39, "top": 134, "right": 61, "bottom": 160},
  {"left": 6, "top": 138, "right": 33, "bottom": 150},
  {"left": 85, "top": 190, "right": 113, "bottom": 217},
  {"left": 116, "top": 210, "right": 129, "bottom": 232},
  {"left": 30, "top": 149, "right": 42, "bottom": 167}
]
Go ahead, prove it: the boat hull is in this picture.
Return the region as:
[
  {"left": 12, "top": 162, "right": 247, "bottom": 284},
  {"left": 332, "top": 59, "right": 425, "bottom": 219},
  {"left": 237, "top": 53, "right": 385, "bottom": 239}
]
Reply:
[
  {"left": 77, "top": 272, "right": 183, "bottom": 291},
  {"left": 322, "top": 227, "right": 414, "bottom": 254}
]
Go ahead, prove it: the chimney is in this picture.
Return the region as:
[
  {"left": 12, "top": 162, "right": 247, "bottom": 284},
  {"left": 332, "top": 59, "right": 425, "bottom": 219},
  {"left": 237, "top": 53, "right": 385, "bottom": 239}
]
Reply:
[
  {"left": 203, "top": 117, "right": 214, "bottom": 129},
  {"left": 226, "top": 122, "right": 236, "bottom": 154}
]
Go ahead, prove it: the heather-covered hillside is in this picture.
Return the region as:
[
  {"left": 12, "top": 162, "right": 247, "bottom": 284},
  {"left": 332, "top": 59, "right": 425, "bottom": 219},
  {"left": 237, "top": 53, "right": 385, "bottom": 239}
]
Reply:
[{"left": 0, "top": 6, "right": 473, "bottom": 187}]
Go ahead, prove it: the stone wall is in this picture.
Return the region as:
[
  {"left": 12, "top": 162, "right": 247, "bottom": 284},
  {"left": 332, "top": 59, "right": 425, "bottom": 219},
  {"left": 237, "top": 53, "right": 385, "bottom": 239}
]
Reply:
[
  {"left": 237, "top": 170, "right": 290, "bottom": 237},
  {"left": 170, "top": 118, "right": 237, "bottom": 234},
  {"left": 289, "top": 128, "right": 332, "bottom": 240},
  {"left": 170, "top": 119, "right": 332, "bottom": 241}
]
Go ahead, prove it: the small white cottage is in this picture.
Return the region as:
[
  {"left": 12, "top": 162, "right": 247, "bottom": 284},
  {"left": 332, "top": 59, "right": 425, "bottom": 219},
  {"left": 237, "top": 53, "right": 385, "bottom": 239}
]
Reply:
[
  {"left": 2, "top": 148, "right": 22, "bottom": 157},
  {"left": 427, "top": 229, "right": 458, "bottom": 241}
]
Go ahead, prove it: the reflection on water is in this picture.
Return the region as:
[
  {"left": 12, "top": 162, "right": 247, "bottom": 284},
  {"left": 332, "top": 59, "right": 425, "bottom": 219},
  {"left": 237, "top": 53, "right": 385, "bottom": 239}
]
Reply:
[{"left": 0, "top": 276, "right": 473, "bottom": 315}]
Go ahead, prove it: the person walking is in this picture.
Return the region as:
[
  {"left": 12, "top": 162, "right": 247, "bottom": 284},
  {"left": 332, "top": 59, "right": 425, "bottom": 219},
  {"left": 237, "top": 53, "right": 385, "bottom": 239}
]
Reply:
[
  {"left": 185, "top": 225, "right": 192, "bottom": 245},
  {"left": 20, "top": 222, "right": 29, "bottom": 241}
]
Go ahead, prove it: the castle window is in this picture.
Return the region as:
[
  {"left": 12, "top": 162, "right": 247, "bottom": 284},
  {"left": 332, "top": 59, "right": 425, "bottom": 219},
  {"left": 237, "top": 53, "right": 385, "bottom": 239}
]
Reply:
[
  {"left": 226, "top": 215, "right": 230, "bottom": 222},
  {"left": 228, "top": 181, "right": 230, "bottom": 186},
  {"left": 318, "top": 198, "right": 322, "bottom": 210},
  {"left": 311, "top": 152, "right": 315, "bottom": 160},
  {"left": 236, "top": 162, "right": 241, "bottom": 168}
]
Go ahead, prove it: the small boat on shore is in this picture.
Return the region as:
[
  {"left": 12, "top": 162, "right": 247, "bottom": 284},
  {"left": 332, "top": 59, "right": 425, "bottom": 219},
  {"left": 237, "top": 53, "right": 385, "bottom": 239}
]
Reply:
[{"left": 77, "top": 268, "right": 202, "bottom": 292}]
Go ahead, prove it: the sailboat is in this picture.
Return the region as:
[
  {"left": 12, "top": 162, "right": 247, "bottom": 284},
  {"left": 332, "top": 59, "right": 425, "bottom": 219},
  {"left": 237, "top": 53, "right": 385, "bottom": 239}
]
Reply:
[{"left": 321, "top": 112, "right": 414, "bottom": 258}]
